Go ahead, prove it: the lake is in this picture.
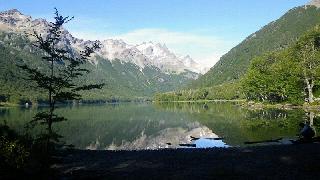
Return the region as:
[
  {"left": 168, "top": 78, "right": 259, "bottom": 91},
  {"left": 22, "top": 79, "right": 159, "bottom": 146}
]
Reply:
[{"left": 0, "top": 102, "right": 315, "bottom": 150}]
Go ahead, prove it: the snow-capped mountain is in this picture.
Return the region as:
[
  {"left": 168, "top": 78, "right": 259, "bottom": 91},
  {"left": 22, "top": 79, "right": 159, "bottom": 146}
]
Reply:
[
  {"left": 308, "top": 0, "right": 320, "bottom": 7},
  {"left": 0, "top": 9, "right": 205, "bottom": 74},
  {"left": 180, "top": 55, "right": 209, "bottom": 74},
  {"left": 135, "top": 42, "right": 206, "bottom": 74}
]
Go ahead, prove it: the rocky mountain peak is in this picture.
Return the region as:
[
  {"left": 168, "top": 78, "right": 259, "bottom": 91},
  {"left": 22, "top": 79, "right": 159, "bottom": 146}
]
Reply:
[
  {"left": 182, "top": 55, "right": 194, "bottom": 64},
  {"left": 0, "top": 9, "right": 30, "bottom": 20},
  {"left": 0, "top": 9, "right": 34, "bottom": 30},
  {"left": 0, "top": 9, "right": 206, "bottom": 75},
  {"left": 308, "top": 0, "right": 320, "bottom": 7},
  {"left": 1, "top": 9, "right": 22, "bottom": 15},
  {"left": 136, "top": 41, "right": 173, "bottom": 57}
]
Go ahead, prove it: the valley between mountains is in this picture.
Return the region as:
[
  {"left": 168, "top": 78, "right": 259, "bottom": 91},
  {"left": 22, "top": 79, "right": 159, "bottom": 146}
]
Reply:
[{"left": 0, "top": 9, "right": 206, "bottom": 103}]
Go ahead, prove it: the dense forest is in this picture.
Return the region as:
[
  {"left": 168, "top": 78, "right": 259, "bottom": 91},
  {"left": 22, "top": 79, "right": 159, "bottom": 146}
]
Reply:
[
  {"left": 155, "top": 5, "right": 320, "bottom": 105},
  {"left": 155, "top": 25, "right": 320, "bottom": 105},
  {"left": 191, "top": 6, "right": 320, "bottom": 88},
  {"left": 242, "top": 25, "right": 320, "bottom": 104},
  {"left": 154, "top": 82, "right": 243, "bottom": 102}
]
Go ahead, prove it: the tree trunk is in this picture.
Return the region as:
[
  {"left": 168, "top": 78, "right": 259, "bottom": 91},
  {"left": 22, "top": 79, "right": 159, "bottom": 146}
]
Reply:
[
  {"left": 309, "top": 111, "right": 315, "bottom": 126},
  {"left": 305, "top": 78, "right": 314, "bottom": 103},
  {"left": 302, "top": 44, "right": 315, "bottom": 104}
]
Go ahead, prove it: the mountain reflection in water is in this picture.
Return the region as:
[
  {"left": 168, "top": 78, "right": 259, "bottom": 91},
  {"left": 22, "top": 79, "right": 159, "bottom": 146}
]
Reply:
[
  {"left": 86, "top": 122, "right": 226, "bottom": 150},
  {"left": 0, "top": 102, "right": 318, "bottom": 150}
]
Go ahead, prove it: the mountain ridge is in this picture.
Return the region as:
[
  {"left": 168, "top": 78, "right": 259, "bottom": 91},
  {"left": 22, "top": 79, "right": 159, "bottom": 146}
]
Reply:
[
  {"left": 0, "top": 9, "right": 202, "bottom": 102},
  {"left": 190, "top": 4, "right": 320, "bottom": 87},
  {"left": 0, "top": 9, "right": 206, "bottom": 74}
]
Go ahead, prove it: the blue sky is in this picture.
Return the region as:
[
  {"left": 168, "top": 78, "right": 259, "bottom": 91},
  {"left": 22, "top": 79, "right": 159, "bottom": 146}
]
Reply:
[{"left": 0, "top": 0, "right": 310, "bottom": 67}]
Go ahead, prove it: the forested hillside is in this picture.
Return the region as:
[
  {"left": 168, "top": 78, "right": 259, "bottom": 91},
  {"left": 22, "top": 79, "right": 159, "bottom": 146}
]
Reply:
[
  {"left": 155, "top": 5, "right": 320, "bottom": 104},
  {"left": 0, "top": 8, "right": 206, "bottom": 104},
  {"left": 191, "top": 5, "right": 320, "bottom": 88},
  {"left": 242, "top": 25, "right": 320, "bottom": 105},
  {"left": 155, "top": 25, "right": 320, "bottom": 105},
  {"left": 0, "top": 31, "right": 195, "bottom": 104}
]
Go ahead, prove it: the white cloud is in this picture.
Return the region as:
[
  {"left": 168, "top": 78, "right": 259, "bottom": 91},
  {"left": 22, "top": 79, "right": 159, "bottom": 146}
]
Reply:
[
  {"left": 113, "top": 29, "right": 221, "bottom": 48},
  {"left": 70, "top": 28, "right": 238, "bottom": 68},
  {"left": 201, "top": 53, "right": 225, "bottom": 68}
]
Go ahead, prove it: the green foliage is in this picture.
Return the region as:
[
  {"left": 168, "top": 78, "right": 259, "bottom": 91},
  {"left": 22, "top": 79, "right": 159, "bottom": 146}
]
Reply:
[
  {"left": 293, "top": 25, "right": 320, "bottom": 103},
  {"left": 241, "top": 51, "right": 303, "bottom": 104},
  {"left": 154, "top": 82, "right": 243, "bottom": 101},
  {"left": 15, "top": 9, "right": 105, "bottom": 156},
  {"left": 242, "top": 25, "right": 320, "bottom": 104},
  {"left": 192, "top": 6, "right": 320, "bottom": 88},
  {"left": 160, "top": 21, "right": 320, "bottom": 104},
  {"left": 0, "top": 32, "right": 47, "bottom": 104},
  {"left": 0, "top": 136, "right": 30, "bottom": 169},
  {"left": 20, "top": 9, "right": 102, "bottom": 129}
]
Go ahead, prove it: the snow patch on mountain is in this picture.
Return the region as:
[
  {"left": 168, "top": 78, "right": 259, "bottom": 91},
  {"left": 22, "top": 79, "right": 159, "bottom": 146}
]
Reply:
[
  {"left": 308, "top": 0, "right": 320, "bottom": 7},
  {"left": 0, "top": 9, "right": 207, "bottom": 75}
]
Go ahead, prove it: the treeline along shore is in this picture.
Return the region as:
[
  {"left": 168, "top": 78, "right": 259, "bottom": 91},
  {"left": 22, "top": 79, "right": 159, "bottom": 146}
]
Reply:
[{"left": 155, "top": 25, "right": 320, "bottom": 109}]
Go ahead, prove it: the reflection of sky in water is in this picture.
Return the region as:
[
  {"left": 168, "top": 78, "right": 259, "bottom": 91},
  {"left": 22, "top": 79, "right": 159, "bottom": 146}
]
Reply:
[{"left": 194, "top": 138, "right": 229, "bottom": 148}]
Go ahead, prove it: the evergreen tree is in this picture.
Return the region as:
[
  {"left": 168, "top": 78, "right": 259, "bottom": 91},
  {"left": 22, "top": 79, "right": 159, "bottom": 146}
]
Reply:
[{"left": 18, "top": 8, "right": 104, "bottom": 151}]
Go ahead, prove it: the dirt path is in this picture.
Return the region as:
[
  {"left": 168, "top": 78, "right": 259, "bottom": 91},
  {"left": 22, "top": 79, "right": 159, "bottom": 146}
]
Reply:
[{"left": 53, "top": 143, "right": 320, "bottom": 179}]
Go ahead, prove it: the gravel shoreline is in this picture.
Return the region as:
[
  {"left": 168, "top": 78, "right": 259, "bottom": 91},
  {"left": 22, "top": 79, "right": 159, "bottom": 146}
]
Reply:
[{"left": 52, "top": 143, "right": 320, "bottom": 179}]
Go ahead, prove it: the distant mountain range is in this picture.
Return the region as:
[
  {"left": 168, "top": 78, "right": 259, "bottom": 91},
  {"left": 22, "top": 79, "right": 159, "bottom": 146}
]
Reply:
[
  {"left": 4, "top": 0, "right": 319, "bottom": 103},
  {"left": 0, "top": 9, "right": 206, "bottom": 74},
  {"left": 191, "top": 0, "right": 320, "bottom": 88},
  {"left": 0, "top": 9, "right": 206, "bottom": 102}
]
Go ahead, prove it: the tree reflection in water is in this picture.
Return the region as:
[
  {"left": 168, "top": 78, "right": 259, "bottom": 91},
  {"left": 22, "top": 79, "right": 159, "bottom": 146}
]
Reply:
[{"left": 1, "top": 102, "right": 320, "bottom": 150}]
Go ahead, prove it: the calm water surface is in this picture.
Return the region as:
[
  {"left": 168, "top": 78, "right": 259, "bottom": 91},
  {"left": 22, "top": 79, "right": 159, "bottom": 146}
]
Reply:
[{"left": 0, "top": 102, "right": 316, "bottom": 150}]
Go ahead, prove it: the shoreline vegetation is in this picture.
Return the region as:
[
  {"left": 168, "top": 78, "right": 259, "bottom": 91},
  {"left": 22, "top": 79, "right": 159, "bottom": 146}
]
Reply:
[
  {"left": 240, "top": 101, "right": 320, "bottom": 110},
  {"left": 155, "top": 100, "right": 320, "bottom": 111},
  {"left": 0, "top": 98, "right": 153, "bottom": 107},
  {"left": 3, "top": 99, "right": 320, "bottom": 111},
  {"left": 153, "top": 99, "right": 246, "bottom": 103},
  {"left": 155, "top": 25, "right": 320, "bottom": 111}
]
